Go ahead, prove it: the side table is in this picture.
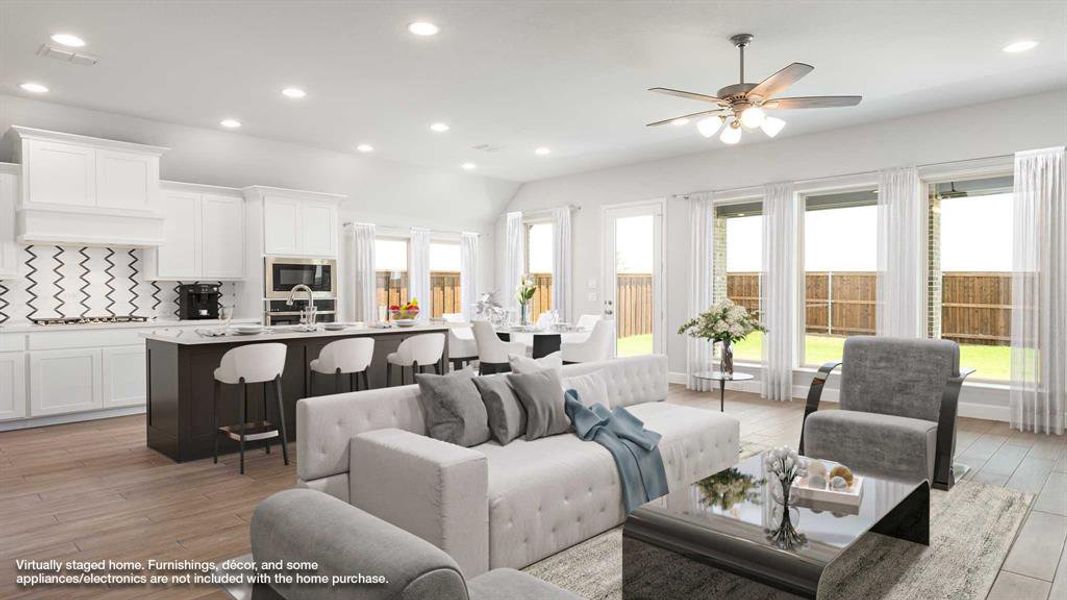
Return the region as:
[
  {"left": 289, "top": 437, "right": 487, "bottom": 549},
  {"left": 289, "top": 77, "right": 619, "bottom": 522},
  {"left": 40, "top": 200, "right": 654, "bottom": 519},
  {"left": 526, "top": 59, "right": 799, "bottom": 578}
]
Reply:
[{"left": 692, "top": 371, "right": 754, "bottom": 412}]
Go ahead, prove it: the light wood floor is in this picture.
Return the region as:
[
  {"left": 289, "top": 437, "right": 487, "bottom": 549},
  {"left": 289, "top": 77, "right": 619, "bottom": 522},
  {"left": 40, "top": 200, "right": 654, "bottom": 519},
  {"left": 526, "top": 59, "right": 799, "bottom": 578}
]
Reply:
[{"left": 1, "top": 387, "right": 1064, "bottom": 599}]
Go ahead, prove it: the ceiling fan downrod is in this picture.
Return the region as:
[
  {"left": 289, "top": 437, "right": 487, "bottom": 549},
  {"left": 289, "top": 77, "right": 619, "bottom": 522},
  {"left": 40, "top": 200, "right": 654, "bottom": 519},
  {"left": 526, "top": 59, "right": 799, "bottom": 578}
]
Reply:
[{"left": 730, "top": 33, "right": 754, "bottom": 84}]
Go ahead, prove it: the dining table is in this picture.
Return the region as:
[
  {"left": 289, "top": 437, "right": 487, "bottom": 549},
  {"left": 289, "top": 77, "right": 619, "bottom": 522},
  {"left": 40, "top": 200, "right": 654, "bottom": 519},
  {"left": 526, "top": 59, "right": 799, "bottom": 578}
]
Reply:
[{"left": 495, "top": 326, "right": 591, "bottom": 359}]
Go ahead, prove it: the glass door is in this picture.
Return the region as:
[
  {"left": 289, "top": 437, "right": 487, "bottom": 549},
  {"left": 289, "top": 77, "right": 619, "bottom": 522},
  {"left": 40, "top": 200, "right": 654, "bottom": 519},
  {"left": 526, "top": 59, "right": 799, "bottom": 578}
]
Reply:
[{"left": 603, "top": 201, "right": 665, "bottom": 357}]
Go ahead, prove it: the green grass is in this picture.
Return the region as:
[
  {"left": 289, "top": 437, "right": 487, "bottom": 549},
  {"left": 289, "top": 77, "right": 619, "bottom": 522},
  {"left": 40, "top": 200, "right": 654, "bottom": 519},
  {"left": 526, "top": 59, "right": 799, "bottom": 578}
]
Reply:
[{"left": 617, "top": 334, "right": 653, "bottom": 357}]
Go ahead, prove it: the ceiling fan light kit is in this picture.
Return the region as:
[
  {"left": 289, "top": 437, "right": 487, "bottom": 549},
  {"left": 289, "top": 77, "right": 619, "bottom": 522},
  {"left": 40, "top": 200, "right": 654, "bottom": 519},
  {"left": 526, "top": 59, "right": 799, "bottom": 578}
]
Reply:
[{"left": 647, "top": 33, "right": 862, "bottom": 144}]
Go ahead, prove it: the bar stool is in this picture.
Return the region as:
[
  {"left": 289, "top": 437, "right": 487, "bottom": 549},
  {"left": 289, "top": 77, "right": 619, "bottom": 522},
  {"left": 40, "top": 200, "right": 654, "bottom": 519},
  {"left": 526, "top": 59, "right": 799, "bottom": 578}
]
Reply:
[
  {"left": 213, "top": 343, "right": 289, "bottom": 474},
  {"left": 447, "top": 326, "right": 478, "bottom": 371},
  {"left": 310, "top": 338, "right": 375, "bottom": 393},
  {"left": 386, "top": 333, "right": 445, "bottom": 385}
]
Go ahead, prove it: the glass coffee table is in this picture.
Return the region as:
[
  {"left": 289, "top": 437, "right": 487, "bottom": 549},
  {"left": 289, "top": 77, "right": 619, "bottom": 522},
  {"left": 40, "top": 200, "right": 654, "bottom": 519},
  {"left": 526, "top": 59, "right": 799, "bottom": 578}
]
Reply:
[{"left": 623, "top": 452, "right": 929, "bottom": 599}]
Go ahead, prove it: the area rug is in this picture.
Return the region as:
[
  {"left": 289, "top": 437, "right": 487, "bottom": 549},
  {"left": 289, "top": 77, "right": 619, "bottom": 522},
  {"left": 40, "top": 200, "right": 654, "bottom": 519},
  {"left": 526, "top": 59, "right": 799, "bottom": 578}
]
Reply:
[{"left": 522, "top": 479, "right": 1032, "bottom": 600}]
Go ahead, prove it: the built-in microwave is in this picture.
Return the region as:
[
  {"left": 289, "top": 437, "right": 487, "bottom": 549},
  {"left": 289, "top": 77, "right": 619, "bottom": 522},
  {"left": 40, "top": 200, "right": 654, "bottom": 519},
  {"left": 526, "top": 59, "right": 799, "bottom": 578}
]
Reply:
[{"left": 264, "top": 257, "right": 336, "bottom": 299}]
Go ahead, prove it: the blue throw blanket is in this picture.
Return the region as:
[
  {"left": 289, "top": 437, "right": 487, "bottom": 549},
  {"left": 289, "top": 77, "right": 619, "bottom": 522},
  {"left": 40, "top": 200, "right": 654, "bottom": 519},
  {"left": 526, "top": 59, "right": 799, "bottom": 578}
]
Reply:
[{"left": 563, "top": 390, "right": 669, "bottom": 513}]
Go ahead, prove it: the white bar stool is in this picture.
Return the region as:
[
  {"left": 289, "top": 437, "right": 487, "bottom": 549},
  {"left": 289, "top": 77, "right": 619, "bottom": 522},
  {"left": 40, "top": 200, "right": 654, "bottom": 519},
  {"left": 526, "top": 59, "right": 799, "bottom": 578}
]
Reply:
[
  {"left": 386, "top": 333, "right": 445, "bottom": 385},
  {"left": 213, "top": 343, "right": 289, "bottom": 474},
  {"left": 447, "top": 326, "right": 478, "bottom": 371},
  {"left": 310, "top": 338, "right": 375, "bottom": 393}
]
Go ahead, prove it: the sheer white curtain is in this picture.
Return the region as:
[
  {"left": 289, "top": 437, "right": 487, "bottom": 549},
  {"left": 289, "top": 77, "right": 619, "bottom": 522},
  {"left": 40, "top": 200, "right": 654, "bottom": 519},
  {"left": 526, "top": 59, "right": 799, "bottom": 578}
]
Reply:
[
  {"left": 1011, "top": 147, "right": 1066, "bottom": 435},
  {"left": 761, "top": 182, "right": 799, "bottom": 401},
  {"left": 876, "top": 166, "right": 926, "bottom": 338},
  {"left": 460, "top": 232, "right": 479, "bottom": 321},
  {"left": 409, "top": 227, "right": 431, "bottom": 322},
  {"left": 504, "top": 211, "right": 525, "bottom": 311},
  {"left": 685, "top": 193, "right": 715, "bottom": 391},
  {"left": 344, "top": 223, "right": 377, "bottom": 323},
  {"left": 551, "top": 207, "right": 572, "bottom": 321}
]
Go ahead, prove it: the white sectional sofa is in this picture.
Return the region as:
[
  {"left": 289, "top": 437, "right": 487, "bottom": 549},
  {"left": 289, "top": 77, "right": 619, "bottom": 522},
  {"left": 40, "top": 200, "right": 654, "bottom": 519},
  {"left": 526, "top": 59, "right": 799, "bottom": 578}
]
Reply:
[{"left": 296, "top": 354, "right": 740, "bottom": 577}]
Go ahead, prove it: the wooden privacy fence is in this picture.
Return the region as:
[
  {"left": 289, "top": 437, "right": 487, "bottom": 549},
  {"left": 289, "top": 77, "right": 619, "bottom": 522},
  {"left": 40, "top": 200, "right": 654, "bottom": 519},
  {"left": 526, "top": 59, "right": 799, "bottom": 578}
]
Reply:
[
  {"left": 376, "top": 271, "right": 464, "bottom": 318},
  {"left": 617, "top": 273, "right": 653, "bottom": 338},
  {"left": 726, "top": 271, "right": 1012, "bottom": 345},
  {"left": 527, "top": 273, "right": 553, "bottom": 322}
]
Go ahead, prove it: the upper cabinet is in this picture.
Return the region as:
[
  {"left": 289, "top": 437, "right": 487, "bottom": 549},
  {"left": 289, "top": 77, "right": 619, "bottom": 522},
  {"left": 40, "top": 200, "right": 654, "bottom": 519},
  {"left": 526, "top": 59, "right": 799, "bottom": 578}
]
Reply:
[
  {"left": 0, "top": 164, "right": 19, "bottom": 279},
  {"left": 245, "top": 186, "right": 343, "bottom": 258},
  {"left": 144, "top": 182, "right": 245, "bottom": 280},
  {"left": 4, "top": 126, "right": 167, "bottom": 246}
]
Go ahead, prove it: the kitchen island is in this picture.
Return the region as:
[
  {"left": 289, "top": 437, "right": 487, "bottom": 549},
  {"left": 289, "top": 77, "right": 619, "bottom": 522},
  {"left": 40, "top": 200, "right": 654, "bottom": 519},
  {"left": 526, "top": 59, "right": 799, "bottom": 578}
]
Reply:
[{"left": 143, "top": 324, "right": 449, "bottom": 462}]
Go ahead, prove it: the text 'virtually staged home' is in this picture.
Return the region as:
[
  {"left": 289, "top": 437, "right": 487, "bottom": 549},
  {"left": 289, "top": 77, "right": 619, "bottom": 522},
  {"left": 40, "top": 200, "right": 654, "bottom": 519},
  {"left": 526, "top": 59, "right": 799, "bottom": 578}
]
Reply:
[{"left": 0, "top": 1, "right": 1064, "bottom": 599}]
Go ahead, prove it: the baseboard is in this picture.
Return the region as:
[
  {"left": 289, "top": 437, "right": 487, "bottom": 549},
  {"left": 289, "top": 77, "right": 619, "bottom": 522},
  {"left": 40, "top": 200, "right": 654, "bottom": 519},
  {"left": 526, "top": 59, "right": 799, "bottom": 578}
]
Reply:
[{"left": 0, "top": 406, "right": 146, "bottom": 431}]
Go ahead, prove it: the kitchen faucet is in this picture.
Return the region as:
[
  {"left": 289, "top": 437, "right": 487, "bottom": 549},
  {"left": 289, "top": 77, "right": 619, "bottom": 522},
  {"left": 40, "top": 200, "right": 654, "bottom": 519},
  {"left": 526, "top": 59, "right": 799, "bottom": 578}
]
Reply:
[{"left": 285, "top": 284, "right": 317, "bottom": 329}]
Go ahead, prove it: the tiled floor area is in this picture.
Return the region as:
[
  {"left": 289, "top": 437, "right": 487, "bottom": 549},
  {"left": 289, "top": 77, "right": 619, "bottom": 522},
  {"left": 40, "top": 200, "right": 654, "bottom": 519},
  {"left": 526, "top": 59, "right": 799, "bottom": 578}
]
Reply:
[{"left": 0, "top": 385, "right": 1064, "bottom": 599}]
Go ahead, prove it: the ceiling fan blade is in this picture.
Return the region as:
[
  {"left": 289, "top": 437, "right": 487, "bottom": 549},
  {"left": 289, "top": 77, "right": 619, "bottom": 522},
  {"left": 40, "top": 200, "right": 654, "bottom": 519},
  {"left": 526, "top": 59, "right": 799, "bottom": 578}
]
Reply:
[
  {"left": 763, "top": 95, "right": 863, "bottom": 110},
  {"left": 747, "top": 63, "right": 814, "bottom": 100},
  {"left": 648, "top": 87, "right": 726, "bottom": 105},
  {"left": 646, "top": 109, "right": 729, "bottom": 127}
]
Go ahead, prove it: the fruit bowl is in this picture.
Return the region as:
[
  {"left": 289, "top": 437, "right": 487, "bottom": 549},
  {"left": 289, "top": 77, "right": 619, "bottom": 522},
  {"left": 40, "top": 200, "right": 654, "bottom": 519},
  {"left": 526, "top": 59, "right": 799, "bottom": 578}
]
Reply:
[{"left": 393, "top": 319, "right": 417, "bottom": 328}]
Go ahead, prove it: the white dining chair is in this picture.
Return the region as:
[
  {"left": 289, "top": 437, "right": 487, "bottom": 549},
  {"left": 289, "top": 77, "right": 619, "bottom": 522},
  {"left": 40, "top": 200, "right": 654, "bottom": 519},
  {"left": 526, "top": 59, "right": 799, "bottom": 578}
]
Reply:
[
  {"left": 575, "top": 314, "right": 601, "bottom": 331},
  {"left": 386, "top": 333, "right": 446, "bottom": 385},
  {"left": 310, "top": 338, "right": 375, "bottom": 393},
  {"left": 448, "top": 326, "right": 478, "bottom": 371},
  {"left": 535, "top": 311, "right": 556, "bottom": 330},
  {"left": 472, "top": 320, "right": 527, "bottom": 375},
  {"left": 561, "top": 319, "right": 615, "bottom": 364},
  {"left": 213, "top": 342, "right": 289, "bottom": 474}
]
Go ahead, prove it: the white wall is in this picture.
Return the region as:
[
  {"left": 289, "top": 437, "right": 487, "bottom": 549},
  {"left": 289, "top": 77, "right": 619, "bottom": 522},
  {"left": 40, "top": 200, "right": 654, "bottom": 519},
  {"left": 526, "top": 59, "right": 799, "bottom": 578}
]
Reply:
[
  {"left": 504, "top": 90, "right": 1067, "bottom": 388},
  {"left": 0, "top": 94, "right": 520, "bottom": 307}
]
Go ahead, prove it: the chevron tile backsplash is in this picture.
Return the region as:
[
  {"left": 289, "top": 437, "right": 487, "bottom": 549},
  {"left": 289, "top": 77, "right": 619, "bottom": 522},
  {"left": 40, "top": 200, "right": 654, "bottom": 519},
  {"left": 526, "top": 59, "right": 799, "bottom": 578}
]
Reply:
[{"left": 0, "top": 245, "right": 238, "bottom": 324}]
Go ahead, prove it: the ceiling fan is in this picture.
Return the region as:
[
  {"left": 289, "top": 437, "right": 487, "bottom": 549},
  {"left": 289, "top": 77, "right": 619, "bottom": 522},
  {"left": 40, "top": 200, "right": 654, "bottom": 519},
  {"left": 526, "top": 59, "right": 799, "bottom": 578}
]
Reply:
[{"left": 647, "top": 33, "right": 862, "bottom": 144}]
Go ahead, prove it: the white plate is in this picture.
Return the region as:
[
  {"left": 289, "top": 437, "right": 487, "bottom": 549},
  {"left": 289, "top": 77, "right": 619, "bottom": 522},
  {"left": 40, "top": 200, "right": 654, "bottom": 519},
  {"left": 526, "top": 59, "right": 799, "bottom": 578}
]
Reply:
[
  {"left": 323, "top": 323, "right": 347, "bottom": 331},
  {"left": 233, "top": 326, "right": 265, "bottom": 335}
]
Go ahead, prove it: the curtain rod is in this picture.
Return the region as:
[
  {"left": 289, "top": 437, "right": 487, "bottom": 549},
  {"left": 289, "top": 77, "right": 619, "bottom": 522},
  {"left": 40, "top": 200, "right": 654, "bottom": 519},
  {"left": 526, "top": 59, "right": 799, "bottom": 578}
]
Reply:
[
  {"left": 342, "top": 221, "right": 480, "bottom": 237},
  {"left": 680, "top": 152, "right": 1014, "bottom": 199},
  {"left": 517, "top": 203, "right": 582, "bottom": 216}
]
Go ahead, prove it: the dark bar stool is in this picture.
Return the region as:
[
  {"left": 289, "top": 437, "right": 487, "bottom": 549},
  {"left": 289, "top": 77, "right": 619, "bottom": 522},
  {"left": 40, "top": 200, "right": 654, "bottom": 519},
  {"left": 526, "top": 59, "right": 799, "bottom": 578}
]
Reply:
[
  {"left": 212, "top": 343, "right": 289, "bottom": 475},
  {"left": 310, "top": 338, "right": 375, "bottom": 392}
]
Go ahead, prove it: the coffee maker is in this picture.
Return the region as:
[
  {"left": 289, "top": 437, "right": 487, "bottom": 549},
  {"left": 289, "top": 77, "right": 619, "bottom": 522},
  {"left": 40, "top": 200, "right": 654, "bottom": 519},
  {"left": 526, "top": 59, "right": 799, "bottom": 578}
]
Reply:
[{"left": 178, "top": 283, "right": 221, "bottom": 320}]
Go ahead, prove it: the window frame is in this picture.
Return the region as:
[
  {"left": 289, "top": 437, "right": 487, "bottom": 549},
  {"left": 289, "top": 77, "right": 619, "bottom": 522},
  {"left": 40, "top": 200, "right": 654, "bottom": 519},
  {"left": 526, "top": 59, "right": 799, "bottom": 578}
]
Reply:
[{"left": 712, "top": 195, "right": 766, "bottom": 365}]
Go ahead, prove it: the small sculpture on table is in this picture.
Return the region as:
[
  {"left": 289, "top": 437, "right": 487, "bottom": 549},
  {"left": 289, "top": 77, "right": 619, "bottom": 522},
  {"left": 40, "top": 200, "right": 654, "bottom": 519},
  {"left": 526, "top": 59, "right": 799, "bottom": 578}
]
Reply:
[{"left": 764, "top": 446, "right": 808, "bottom": 549}]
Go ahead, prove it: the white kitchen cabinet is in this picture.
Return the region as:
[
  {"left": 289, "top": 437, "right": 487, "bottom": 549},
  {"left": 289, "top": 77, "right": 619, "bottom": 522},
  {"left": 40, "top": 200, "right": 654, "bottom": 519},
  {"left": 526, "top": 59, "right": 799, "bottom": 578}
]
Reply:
[
  {"left": 260, "top": 193, "right": 340, "bottom": 258},
  {"left": 29, "top": 348, "right": 102, "bottom": 416},
  {"left": 300, "top": 200, "right": 338, "bottom": 257},
  {"left": 0, "top": 352, "right": 27, "bottom": 420},
  {"left": 145, "top": 183, "right": 244, "bottom": 280},
  {"left": 101, "top": 345, "right": 146, "bottom": 408},
  {"left": 0, "top": 164, "right": 19, "bottom": 279},
  {"left": 263, "top": 195, "right": 302, "bottom": 255},
  {"left": 23, "top": 138, "right": 96, "bottom": 208},
  {"left": 95, "top": 149, "right": 158, "bottom": 213}
]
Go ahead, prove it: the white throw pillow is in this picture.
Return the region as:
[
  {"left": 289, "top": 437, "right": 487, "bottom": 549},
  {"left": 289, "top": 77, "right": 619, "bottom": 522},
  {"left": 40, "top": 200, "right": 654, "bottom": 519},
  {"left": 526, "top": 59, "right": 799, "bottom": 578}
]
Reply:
[
  {"left": 508, "top": 351, "right": 563, "bottom": 374},
  {"left": 561, "top": 369, "right": 609, "bottom": 409}
]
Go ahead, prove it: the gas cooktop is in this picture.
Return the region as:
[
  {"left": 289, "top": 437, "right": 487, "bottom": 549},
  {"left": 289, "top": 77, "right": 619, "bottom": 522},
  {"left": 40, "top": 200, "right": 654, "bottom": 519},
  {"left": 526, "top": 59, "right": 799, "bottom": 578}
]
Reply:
[{"left": 30, "top": 316, "right": 152, "bottom": 326}]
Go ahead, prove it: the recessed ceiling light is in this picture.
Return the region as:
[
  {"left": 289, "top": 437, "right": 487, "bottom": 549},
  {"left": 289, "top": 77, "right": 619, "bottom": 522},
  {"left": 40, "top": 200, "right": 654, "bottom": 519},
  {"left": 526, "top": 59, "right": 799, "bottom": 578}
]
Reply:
[
  {"left": 461, "top": 162, "right": 477, "bottom": 170},
  {"left": 670, "top": 118, "right": 690, "bottom": 126},
  {"left": 219, "top": 118, "right": 242, "bottom": 129},
  {"left": 535, "top": 147, "right": 552, "bottom": 156},
  {"left": 50, "top": 33, "right": 86, "bottom": 48},
  {"left": 19, "top": 82, "right": 49, "bottom": 93},
  {"left": 1003, "top": 40, "right": 1039, "bottom": 53},
  {"left": 408, "top": 21, "right": 440, "bottom": 36},
  {"left": 430, "top": 122, "right": 450, "bottom": 133},
  {"left": 356, "top": 144, "right": 374, "bottom": 153},
  {"left": 281, "top": 87, "right": 306, "bottom": 99}
]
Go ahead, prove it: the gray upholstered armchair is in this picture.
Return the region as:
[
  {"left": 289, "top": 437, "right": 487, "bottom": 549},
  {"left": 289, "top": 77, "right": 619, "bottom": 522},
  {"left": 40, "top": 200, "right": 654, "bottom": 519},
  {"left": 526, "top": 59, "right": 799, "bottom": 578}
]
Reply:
[{"left": 799, "top": 336, "right": 974, "bottom": 490}]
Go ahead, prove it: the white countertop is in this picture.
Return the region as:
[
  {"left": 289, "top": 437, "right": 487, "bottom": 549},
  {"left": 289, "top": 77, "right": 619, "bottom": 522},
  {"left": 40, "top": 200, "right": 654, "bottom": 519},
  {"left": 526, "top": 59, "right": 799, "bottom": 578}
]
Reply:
[
  {"left": 0, "top": 318, "right": 259, "bottom": 333},
  {"left": 141, "top": 323, "right": 451, "bottom": 345}
]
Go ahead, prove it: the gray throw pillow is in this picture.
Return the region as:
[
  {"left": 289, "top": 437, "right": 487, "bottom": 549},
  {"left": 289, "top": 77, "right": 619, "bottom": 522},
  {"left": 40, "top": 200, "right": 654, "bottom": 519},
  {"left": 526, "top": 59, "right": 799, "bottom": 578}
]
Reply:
[
  {"left": 506, "top": 368, "right": 570, "bottom": 440},
  {"left": 415, "top": 368, "right": 490, "bottom": 447},
  {"left": 472, "top": 375, "right": 526, "bottom": 445}
]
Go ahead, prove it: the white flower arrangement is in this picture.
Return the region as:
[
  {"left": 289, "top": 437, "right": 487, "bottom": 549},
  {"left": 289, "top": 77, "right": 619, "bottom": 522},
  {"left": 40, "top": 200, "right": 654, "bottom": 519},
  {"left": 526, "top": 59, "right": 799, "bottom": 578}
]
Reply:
[
  {"left": 677, "top": 298, "right": 766, "bottom": 344},
  {"left": 515, "top": 275, "right": 537, "bottom": 306}
]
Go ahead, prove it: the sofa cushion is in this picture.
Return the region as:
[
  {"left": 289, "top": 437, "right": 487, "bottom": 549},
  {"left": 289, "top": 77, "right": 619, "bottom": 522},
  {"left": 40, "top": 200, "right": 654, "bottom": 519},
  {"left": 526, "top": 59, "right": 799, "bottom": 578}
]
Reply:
[
  {"left": 509, "top": 351, "right": 563, "bottom": 374},
  {"left": 474, "top": 402, "right": 738, "bottom": 569},
  {"left": 561, "top": 370, "right": 609, "bottom": 408},
  {"left": 507, "top": 369, "right": 570, "bottom": 440},
  {"left": 803, "top": 409, "right": 937, "bottom": 483},
  {"left": 416, "top": 368, "right": 491, "bottom": 447},
  {"left": 473, "top": 375, "right": 527, "bottom": 445}
]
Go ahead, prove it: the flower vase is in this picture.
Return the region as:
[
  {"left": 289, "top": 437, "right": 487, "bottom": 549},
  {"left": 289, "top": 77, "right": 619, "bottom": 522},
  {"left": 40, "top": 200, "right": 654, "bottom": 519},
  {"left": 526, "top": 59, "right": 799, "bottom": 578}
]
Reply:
[
  {"left": 520, "top": 303, "right": 529, "bottom": 326},
  {"left": 720, "top": 340, "right": 734, "bottom": 377},
  {"left": 767, "top": 478, "right": 807, "bottom": 549}
]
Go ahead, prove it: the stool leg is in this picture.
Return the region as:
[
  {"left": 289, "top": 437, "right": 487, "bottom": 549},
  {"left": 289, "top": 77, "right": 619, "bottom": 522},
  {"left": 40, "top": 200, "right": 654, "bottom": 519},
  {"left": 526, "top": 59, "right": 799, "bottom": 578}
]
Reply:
[
  {"left": 335, "top": 368, "right": 342, "bottom": 394},
  {"left": 263, "top": 382, "right": 271, "bottom": 455},
  {"left": 386, "top": 363, "right": 392, "bottom": 387},
  {"left": 361, "top": 370, "right": 369, "bottom": 391},
  {"left": 349, "top": 371, "right": 355, "bottom": 392},
  {"left": 238, "top": 380, "right": 247, "bottom": 475},
  {"left": 434, "top": 362, "right": 442, "bottom": 375},
  {"left": 274, "top": 375, "right": 290, "bottom": 466},
  {"left": 213, "top": 379, "right": 220, "bottom": 464}
]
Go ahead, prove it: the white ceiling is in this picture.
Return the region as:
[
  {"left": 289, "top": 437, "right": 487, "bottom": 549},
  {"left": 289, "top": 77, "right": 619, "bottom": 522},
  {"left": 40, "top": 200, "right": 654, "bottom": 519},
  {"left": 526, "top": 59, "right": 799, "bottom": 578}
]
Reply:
[{"left": 1, "top": 1, "right": 1064, "bottom": 183}]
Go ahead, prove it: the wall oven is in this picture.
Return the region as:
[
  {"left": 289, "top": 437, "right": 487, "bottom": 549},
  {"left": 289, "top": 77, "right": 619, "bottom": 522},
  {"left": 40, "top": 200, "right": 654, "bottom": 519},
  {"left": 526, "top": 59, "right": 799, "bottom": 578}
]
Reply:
[{"left": 264, "top": 257, "right": 336, "bottom": 299}]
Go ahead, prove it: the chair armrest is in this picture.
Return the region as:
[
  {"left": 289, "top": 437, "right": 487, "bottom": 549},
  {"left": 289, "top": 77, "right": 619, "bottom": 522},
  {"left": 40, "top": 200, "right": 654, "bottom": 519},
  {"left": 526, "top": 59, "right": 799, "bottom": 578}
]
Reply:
[
  {"left": 932, "top": 368, "right": 975, "bottom": 490},
  {"left": 350, "top": 428, "right": 489, "bottom": 577},
  {"left": 799, "top": 361, "right": 841, "bottom": 454}
]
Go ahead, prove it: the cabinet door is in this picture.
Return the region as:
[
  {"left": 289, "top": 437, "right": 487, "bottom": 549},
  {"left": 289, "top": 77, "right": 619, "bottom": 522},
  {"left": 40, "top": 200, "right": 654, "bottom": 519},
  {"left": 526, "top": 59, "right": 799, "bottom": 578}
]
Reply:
[
  {"left": 0, "top": 170, "right": 18, "bottom": 278},
  {"left": 101, "top": 345, "right": 146, "bottom": 408},
  {"left": 200, "top": 194, "right": 245, "bottom": 279},
  {"left": 29, "top": 349, "right": 102, "bottom": 416},
  {"left": 154, "top": 190, "right": 201, "bottom": 279},
  {"left": 0, "top": 352, "right": 27, "bottom": 420},
  {"left": 96, "top": 150, "right": 158, "bottom": 212},
  {"left": 300, "top": 201, "right": 337, "bottom": 257},
  {"left": 263, "top": 195, "right": 302, "bottom": 255},
  {"left": 24, "top": 139, "right": 95, "bottom": 208}
]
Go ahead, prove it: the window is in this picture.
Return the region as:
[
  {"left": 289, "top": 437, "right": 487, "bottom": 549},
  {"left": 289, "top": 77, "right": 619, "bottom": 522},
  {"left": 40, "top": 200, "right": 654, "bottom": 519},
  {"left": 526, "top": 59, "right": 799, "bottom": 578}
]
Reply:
[
  {"left": 929, "top": 175, "right": 1013, "bottom": 380},
  {"left": 525, "top": 222, "right": 553, "bottom": 321},
  {"left": 375, "top": 237, "right": 409, "bottom": 320},
  {"left": 429, "top": 241, "right": 462, "bottom": 318},
  {"left": 802, "top": 190, "right": 878, "bottom": 365},
  {"left": 715, "top": 201, "right": 763, "bottom": 362}
]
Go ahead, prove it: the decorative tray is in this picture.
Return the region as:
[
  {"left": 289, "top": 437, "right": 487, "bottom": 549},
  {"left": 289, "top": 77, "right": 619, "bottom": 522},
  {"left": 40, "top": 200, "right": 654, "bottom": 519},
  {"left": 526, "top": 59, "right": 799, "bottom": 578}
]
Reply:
[{"left": 790, "top": 474, "right": 864, "bottom": 507}]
